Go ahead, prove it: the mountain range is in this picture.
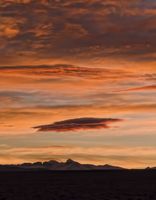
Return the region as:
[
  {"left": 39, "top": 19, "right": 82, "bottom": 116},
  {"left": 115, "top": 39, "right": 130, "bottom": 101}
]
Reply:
[{"left": 0, "top": 159, "right": 125, "bottom": 171}]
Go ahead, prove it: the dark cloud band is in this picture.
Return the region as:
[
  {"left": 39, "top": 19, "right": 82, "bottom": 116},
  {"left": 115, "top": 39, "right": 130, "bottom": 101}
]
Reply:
[{"left": 34, "top": 117, "right": 122, "bottom": 132}]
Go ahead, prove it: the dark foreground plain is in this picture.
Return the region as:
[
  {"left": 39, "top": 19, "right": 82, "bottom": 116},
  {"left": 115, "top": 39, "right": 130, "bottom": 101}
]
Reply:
[{"left": 0, "top": 170, "right": 156, "bottom": 200}]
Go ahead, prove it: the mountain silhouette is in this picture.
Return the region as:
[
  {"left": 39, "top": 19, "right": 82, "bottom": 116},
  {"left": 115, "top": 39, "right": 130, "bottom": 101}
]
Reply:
[{"left": 0, "top": 159, "right": 125, "bottom": 171}]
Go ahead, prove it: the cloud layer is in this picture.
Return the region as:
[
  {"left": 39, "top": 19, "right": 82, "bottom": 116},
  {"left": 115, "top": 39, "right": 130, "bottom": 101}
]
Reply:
[
  {"left": 0, "top": 63, "right": 155, "bottom": 135},
  {"left": 0, "top": 0, "right": 156, "bottom": 65}
]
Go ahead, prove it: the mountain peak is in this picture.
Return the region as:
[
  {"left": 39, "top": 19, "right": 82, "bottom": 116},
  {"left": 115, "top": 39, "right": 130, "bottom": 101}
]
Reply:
[{"left": 66, "top": 159, "right": 80, "bottom": 165}]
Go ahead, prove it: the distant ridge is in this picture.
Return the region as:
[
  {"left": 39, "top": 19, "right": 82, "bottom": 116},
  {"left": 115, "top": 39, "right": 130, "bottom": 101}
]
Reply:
[{"left": 0, "top": 159, "right": 125, "bottom": 171}]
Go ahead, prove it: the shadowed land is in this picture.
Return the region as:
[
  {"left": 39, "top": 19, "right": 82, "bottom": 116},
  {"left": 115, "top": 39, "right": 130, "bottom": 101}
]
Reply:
[{"left": 0, "top": 170, "right": 156, "bottom": 200}]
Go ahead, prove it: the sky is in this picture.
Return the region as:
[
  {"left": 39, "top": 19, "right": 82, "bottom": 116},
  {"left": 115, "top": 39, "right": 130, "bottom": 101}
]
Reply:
[{"left": 0, "top": 0, "right": 156, "bottom": 168}]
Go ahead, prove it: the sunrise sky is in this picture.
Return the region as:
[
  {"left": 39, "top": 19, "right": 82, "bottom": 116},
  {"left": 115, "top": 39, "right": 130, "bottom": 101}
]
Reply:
[{"left": 0, "top": 0, "right": 156, "bottom": 168}]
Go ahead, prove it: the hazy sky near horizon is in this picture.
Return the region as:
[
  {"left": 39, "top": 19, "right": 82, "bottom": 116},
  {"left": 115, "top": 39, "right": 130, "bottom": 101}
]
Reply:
[{"left": 0, "top": 0, "right": 156, "bottom": 168}]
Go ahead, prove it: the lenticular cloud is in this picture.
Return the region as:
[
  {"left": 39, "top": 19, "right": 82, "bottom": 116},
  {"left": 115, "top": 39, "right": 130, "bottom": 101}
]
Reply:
[{"left": 34, "top": 117, "right": 122, "bottom": 132}]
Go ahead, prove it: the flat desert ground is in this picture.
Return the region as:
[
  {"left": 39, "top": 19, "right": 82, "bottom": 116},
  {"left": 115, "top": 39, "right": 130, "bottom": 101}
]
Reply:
[{"left": 0, "top": 171, "right": 156, "bottom": 200}]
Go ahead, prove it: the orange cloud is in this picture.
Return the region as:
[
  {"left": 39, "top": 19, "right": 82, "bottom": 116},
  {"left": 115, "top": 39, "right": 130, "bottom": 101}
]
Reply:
[
  {"left": 0, "top": 17, "right": 20, "bottom": 38},
  {"left": 0, "top": 0, "right": 156, "bottom": 65},
  {"left": 119, "top": 85, "right": 156, "bottom": 92}
]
